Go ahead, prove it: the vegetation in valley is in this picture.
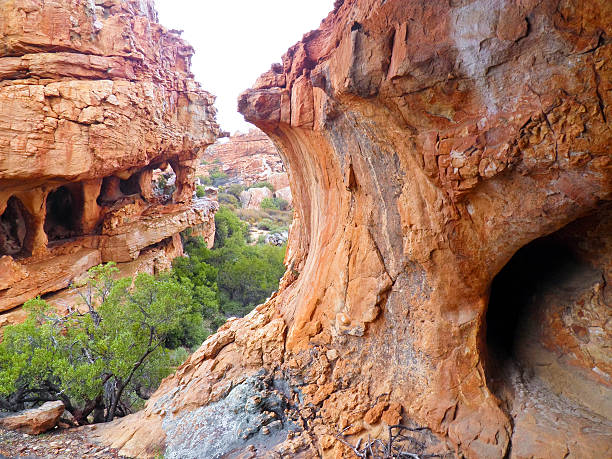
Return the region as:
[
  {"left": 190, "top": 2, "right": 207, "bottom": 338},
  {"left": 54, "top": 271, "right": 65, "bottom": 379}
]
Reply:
[
  {"left": 0, "top": 162, "right": 293, "bottom": 426},
  {"left": 0, "top": 205, "right": 287, "bottom": 425},
  {"left": 0, "top": 264, "right": 194, "bottom": 424}
]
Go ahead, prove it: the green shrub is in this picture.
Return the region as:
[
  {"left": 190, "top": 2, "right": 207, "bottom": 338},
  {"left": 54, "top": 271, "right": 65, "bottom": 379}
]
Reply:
[
  {"left": 226, "top": 184, "right": 245, "bottom": 200},
  {"left": 251, "top": 181, "right": 274, "bottom": 193},
  {"left": 257, "top": 218, "right": 274, "bottom": 231},
  {"left": 218, "top": 192, "right": 239, "bottom": 207},
  {"left": 209, "top": 167, "right": 229, "bottom": 187},
  {"left": 260, "top": 197, "right": 278, "bottom": 210},
  {"left": 261, "top": 197, "right": 289, "bottom": 211},
  {"left": 199, "top": 175, "right": 212, "bottom": 186},
  {"left": 177, "top": 206, "right": 286, "bottom": 320},
  {"left": 0, "top": 263, "right": 197, "bottom": 424},
  {"left": 213, "top": 206, "right": 248, "bottom": 248},
  {"left": 196, "top": 185, "right": 206, "bottom": 198}
]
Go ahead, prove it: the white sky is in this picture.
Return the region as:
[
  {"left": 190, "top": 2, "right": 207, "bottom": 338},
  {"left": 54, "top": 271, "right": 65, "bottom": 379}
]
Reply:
[{"left": 155, "top": 0, "right": 335, "bottom": 134}]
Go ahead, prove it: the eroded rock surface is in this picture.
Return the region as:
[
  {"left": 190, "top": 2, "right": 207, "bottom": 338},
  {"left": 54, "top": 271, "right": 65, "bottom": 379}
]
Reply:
[
  {"left": 200, "top": 129, "right": 286, "bottom": 185},
  {"left": 0, "top": 0, "right": 219, "bottom": 317},
  {"left": 0, "top": 401, "right": 65, "bottom": 435},
  {"left": 98, "top": 0, "right": 611, "bottom": 458}
]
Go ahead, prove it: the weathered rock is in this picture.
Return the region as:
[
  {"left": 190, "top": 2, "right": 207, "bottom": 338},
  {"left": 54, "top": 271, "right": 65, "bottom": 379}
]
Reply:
[
  {"left": 97, "top": 0, "right": 612, "bottom": 458},
  {"left": 239, "top": 187, "right": 273, "bottom": 209},
  {"left": 0, "top": 0, "right": 219, "bottom": 318},
  {"left": 274, "top": 186, "right": 293, "bottom": 207},
  {"left": 0, "top": 401, "right": 65, "bottom": 435},
  {"left": 268, "top": 172, "right": 290, "bottom": 191},
  {"left": 265, "top": 231, "right": 288, "bottom": 246},
  {"left": 200, "top": 129, "right": 286, "bottom": 186}
]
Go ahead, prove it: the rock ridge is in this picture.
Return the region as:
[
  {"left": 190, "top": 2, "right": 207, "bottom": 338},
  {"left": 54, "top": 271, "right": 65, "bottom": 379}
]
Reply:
[{"left": 0, "top": 0, "right": 219, "bottom": 320}]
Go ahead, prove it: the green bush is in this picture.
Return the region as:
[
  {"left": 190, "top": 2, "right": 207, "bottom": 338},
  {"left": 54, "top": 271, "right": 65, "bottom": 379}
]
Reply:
[
  {"left": 199, "top": 175, "right": 212, "bottom": 186},
  {"left": 257, "top": 218, "right": 274, "bottom": 231},
  {"left": 196, "top": 185, "right": 206, "bottom": 198},
  {"left": 175, "top": 205, "right": 286, "bottom": 320},
  {"left": 218, "top": 192, "right": 239, "bottom": 207},
  {"left": 0, "top": 263, "right": 196, "bottom": 424},
  {"left": 260, "top": 197, "right": 277, "bottom": 210},
  {"left": 209, "top": 167, "right": 229, "bottom": 187},
  {"left": 261, "top": 197, "right": 289, "bottom": 211},
  {"left": 213, "top": 206, "right": 248, "bottom": 248},
  {"left": 251, "top": 181, "right": 274, "bottom": 193},
  {"left": 226, "top": 184, "right": 245, "bottom": 200}
]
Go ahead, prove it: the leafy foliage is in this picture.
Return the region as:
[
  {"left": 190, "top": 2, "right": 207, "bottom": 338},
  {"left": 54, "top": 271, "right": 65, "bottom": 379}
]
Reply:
[
  {"left": 196, "top": 185, "right": 206, "bottom": 198},
  {"left": 199, "top": 175, "right": 212, "bottom": 186},
  {"left": 208, "top": 167, "right": 229, "bottom": 187},
  {"left": 175, "top": 206, "right": 286, "bottom": 319},
  {"left": 213, "top": 206, "right": 248, "bottom": 248},
  {"left": 0, "top": 264, "right": 193, "bottom": 424},
  {"left": 261, "top": 197, "right": 289, "bottom": 211},
  {"left": 218, "top": 192, "right": 239, "bottom": 207},
  {"left": 225, "top": 183, "right": 245, "bottom": 200}
]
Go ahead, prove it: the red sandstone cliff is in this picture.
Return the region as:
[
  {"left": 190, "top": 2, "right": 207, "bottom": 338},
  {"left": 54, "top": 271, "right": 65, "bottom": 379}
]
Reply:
[
  {"left": 0, "top": 0, "right": 219, "bottom": 323},
  {"left": 200, "top": 129, "right": 289, "bottom": 188},
  {"left": 101, "top": 0, "right": 611, "bottom": 457}
]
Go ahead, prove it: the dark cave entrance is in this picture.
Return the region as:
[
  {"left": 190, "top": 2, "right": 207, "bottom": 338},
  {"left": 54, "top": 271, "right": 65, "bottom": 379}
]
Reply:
[
  {"left": 0, "top": 196, "right": 34, "bottom": 258},
  {"left": 119, "top": 173, "right": 142, "bottom": 196},
  {"left": 44, "top": 185, "right": 83, "bottom": 242},
  {"left": 486, "top": 234, "right": 579, "bottom": 360}
]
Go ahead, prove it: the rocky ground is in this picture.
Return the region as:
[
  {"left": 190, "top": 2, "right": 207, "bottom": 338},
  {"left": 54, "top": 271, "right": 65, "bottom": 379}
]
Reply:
[{"left": 0, "top": 427, "right": 127, "bottom": 459}]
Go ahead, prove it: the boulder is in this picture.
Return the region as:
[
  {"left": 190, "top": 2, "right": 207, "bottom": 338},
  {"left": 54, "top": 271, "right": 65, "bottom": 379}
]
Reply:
[
  {"left": 274, "top": 186, "right": 292, "bottom": 207},
  {"left": 0, "top": 401, "right": 65, "bottom": 435},
  {"left": 268, "top": 172, "right": 290, "bottom": 190},
  {"left": 239, "top": 187, "right": 273, "bottom": 209}
]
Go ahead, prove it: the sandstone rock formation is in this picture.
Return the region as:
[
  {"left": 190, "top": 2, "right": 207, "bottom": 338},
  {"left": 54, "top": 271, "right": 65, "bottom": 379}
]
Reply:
[
  {"left": 98, "top": 0, "right": 611, "bottom": 458},
  {"left": 0, "top": 0, "right": 219, "bottom": 318},
  {"left": 199, "top": 129, "right": 288, "bottom": 186},
  {"left": 0, "top": 401, "right": 65, "bottom": 435},
  {"left": 239, "top": 186, "right": 273, "bottom": 210}
]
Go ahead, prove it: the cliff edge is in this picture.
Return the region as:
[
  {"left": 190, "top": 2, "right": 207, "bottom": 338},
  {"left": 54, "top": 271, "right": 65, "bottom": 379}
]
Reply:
[{"left": 0, "top": 0, "right": 219, "bottom": 323}]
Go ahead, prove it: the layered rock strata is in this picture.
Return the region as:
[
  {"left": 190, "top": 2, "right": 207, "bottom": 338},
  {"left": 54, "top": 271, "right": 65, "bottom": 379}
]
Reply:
[
  {"left": 199, "top": 128, "right": 290, "bottom": 194},
  {"left": 100, "top": 0, "right": 611, "bottom": 458},
  {"left": 0, "top": 0, "right": 219, "bottom": 317}
]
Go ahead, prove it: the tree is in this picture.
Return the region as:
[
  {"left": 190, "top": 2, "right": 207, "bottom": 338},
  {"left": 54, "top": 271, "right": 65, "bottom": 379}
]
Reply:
[
  {"left": 260, "top": 197, "right": 289, "bottom": 211},
  {"left": 213, "top": 205, "right": 248, "bottom": 248},
  {"left": 0, "top": 263, "right": 195, "bottom": 424}
]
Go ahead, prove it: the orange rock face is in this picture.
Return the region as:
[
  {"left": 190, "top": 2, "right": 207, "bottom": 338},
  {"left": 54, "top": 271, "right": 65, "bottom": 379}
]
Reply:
[
  {"left": 0, "top": 401, "right": 65, "bottom": 435},
  {"left": 0, "top": 0, "right": 219, "bottom": 317},
  {"left": 200, "top": 129, "right": 287, "bottom": 186},
  {"left": 99, "top": 0, "right": 611, "bottom": 458}
]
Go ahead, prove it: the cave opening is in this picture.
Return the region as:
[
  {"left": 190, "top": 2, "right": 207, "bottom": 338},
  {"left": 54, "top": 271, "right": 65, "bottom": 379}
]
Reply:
[
  {"left": 0, "top": 196, "right": 34, "bottom": 258},
  {"left": 119, "top": 173, "right": 142, "bottom": 196},
  {"left": 152, "top": 164, "right": 176, "bottom": 202},
  {"left": 486, "top": 233, "right": 580, "bottom": 361},
  {"left": 44, "top": 185, "right": 83, "bottom": 242}
]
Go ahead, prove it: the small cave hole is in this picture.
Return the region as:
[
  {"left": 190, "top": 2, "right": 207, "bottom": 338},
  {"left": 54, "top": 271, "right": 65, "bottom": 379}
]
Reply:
[
  {"left": 0, "top": 196, "right": 34, "bottom": 258},
  {"left": 152, "top": 164, "right": 176, "bottom": 203},
  {"left": 44, "top": 185, "right": 82, "bottom": 242},
  {"left": 486, "top": 235, "right": 580, "bottom": 360},
  {"left": 119, "top": 173, "right": 142, "bottom": 196}
]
